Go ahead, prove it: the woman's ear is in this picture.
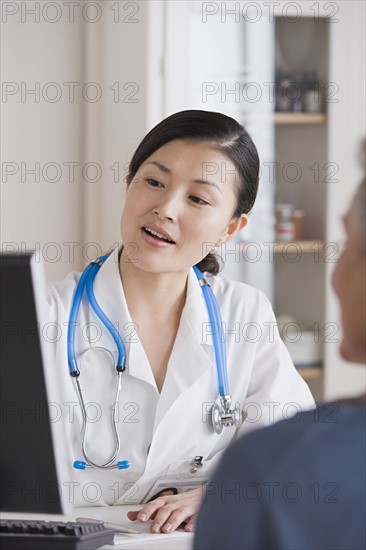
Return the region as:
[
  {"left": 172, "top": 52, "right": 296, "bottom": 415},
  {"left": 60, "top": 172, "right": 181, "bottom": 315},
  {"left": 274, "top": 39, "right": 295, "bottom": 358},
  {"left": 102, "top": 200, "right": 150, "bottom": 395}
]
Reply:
[{"left": 217, "top": 214, "right": 248, "bottom": 245}]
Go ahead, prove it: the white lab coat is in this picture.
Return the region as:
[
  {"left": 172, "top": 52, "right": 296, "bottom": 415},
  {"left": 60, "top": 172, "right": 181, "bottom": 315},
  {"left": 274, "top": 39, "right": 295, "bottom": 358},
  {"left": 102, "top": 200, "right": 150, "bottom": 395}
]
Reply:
[{"left": 47, "top": 250, "right": 314, "bottom": 507}]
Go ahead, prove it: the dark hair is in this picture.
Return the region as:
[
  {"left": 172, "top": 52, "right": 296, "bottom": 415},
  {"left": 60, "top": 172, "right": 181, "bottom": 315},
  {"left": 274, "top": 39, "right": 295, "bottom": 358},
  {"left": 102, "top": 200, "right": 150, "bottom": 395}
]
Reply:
[{"left": 126, "top": 110, "right": 260, "bottom": 275}]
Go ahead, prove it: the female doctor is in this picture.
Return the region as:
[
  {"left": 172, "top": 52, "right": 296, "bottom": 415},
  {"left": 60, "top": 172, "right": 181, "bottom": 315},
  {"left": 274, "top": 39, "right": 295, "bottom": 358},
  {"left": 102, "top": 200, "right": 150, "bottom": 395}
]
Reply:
[{"left": 48, "top": 110, "right": 314, "bottom": 533}]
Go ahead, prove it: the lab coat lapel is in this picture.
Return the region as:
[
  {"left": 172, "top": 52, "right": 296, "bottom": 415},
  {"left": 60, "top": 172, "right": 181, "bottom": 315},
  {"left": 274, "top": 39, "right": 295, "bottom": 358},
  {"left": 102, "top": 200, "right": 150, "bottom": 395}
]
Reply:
[
  {"left": 146, "top": 268, "right": 215, "bottom": 469},
  {"left": 161, "top": 267, "right": 213, "bottom": 398},
  {"left": 90, "top": 249, "right": 157, "bottom": 390}
]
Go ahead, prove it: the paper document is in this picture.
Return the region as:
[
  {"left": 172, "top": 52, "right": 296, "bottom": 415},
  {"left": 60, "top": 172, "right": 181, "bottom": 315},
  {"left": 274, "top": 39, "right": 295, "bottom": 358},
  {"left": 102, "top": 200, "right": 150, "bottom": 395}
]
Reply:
[{"left": 113, "top": 521, "right": 193, "bottom": 545}]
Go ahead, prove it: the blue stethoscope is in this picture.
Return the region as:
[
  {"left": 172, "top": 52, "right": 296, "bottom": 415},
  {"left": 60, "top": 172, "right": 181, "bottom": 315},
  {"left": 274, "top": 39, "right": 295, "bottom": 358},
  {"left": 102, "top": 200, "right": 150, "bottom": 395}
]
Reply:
[{"left": 67, "top": 253, "right": 241, "bottom": 471}]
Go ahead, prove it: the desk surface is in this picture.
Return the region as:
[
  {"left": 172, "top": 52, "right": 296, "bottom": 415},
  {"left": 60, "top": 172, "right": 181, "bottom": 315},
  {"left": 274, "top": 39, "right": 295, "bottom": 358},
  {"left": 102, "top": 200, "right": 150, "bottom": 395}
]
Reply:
[{"left": 1, "top": 505, "right": 194, "bottom": 549}]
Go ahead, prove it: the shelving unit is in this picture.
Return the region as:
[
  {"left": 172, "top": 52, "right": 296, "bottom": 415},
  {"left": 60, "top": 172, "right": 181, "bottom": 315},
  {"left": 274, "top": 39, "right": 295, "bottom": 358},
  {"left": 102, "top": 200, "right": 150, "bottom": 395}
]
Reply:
[{"left": 273, "top": 16, "right": 329, "bottom": 401}]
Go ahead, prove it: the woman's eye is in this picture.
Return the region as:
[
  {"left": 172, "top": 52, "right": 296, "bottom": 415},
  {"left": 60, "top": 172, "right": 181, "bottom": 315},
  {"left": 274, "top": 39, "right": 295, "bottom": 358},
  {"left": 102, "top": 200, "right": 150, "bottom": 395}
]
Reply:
[
  {"left": 189, "top": 195, "right": 208, "bottom": 205},
  {"left": 146, "top": 178, "right": 163, "bottom": 187}
]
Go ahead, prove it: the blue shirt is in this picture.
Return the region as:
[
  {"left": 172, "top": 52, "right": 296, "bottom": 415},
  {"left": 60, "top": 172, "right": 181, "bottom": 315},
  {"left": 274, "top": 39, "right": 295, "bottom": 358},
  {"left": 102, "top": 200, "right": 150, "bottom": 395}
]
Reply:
[{"left": 194, "top": 403, "right": 366, "bottom": 550}]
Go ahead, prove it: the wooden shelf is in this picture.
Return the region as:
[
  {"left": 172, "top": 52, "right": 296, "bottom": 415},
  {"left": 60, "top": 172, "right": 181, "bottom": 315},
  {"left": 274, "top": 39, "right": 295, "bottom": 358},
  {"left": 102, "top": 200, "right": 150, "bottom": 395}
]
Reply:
[
  {"left": 239, "top": 241, "right": 324, "bottom": 253},
  {"left": 297, "top": 367, "right": 323, "bottom": 381},
  {"left": 274, "top": 112, "right": 326, "bottom": 125},
  {"left": 272, "top": 240, "right": 324, "bottom": 253}
]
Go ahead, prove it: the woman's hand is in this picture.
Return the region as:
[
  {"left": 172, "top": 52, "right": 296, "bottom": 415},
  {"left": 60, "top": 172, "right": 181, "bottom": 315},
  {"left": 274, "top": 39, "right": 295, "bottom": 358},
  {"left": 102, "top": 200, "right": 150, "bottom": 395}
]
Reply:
[{"left": 127, "top": 487, "right": 203, "bottom": 533}]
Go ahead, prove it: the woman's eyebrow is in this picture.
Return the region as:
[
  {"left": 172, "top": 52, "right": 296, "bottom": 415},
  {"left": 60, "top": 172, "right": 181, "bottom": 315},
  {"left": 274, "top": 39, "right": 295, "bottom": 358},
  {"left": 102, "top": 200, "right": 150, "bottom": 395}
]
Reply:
[
  {"left": 192, "top": 178, "right": 222, "bottom": 193},
  {"left": 144, "top": 160, "right": 222, "bottom": 193},
  {"left": 145, "top": 160, "right": 170, "bottom": 174}
]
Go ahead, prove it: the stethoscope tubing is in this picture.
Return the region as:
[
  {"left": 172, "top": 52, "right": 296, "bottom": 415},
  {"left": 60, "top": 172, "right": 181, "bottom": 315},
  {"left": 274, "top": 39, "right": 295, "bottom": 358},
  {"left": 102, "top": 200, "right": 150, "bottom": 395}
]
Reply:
[
  {"left": 85, "top": 263, "right": 126, "bottom": 369},
  {"left": 74, "top": 373, "right": 122, "bottom": 469},
  {"left": 192, "top": 266, "right": 229, "bottom": 397},
  {"left": 67, "top": 261, "right": 96, "bottom": 376},
  {"left": 67, "top": 254, "right": 126, "bottom": 376}
]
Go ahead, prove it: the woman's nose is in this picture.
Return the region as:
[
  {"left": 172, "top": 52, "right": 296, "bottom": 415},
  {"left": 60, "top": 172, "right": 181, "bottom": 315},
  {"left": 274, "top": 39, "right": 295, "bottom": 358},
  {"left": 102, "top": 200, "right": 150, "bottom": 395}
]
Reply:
[
  {"left": 153, "top": 194, "right": 179, "bottom": 222},
  {"left": 153, "top": 208, "right": 173, "bottom": 222}
]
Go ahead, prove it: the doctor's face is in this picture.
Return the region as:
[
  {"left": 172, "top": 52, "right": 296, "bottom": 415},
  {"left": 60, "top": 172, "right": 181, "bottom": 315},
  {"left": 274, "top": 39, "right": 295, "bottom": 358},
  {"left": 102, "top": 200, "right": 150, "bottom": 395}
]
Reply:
[
  {"left": 331, "top": 192, "right": 366, "bottom": 364},
  {"left": 120, "top": 139, "right": 245, "bottom": 274}
]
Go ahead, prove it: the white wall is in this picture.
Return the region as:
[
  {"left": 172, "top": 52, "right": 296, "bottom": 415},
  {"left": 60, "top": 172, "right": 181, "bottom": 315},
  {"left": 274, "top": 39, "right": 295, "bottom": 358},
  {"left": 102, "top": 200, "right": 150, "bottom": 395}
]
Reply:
[
  {"left": 1, "top": 2, "right": 85, "bottom": 280},
  {"left": 1, "top": 0, "right": 164, "bottom": 280},
  {"left": 83, "top": 1, "right": 164, "bottom": 257}
]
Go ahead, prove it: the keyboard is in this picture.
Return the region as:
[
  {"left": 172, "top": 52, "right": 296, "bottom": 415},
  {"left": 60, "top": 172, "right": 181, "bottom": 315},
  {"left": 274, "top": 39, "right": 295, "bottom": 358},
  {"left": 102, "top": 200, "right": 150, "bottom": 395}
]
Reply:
[{"left": 0, "top": 519, "right": 115, "bottom": 549}]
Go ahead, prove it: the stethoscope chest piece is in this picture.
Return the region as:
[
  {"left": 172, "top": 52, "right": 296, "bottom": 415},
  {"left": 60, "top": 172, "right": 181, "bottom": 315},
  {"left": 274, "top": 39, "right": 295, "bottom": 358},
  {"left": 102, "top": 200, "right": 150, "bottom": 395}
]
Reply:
[{"left": 211, "top": 398, "right": 242, "bottom": 435}]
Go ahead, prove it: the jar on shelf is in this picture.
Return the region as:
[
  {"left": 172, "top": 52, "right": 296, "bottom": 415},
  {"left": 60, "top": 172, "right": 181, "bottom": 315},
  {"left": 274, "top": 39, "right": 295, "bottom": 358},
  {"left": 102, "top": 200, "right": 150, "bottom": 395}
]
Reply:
[
  {"left": 303, "top": 71, "right": 323, "bottom": 113},
  {"left": 276, "top": 73, "right": 303, "bottom": 112},
  {"left": 276, "top": 204, "right": 295, "bottom": 241},
  {"left": 276, "top": 76, "right": 293, "bottom": 112},
  {"left": 292, "top": 209, "right": 305, "bottom": 240}
]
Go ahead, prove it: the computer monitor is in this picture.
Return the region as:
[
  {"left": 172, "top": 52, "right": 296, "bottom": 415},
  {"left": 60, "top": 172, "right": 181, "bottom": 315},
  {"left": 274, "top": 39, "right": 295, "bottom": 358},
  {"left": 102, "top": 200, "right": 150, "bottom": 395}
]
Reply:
[{"left": 0, "top": 252, "right": 70, "bottom": 514}]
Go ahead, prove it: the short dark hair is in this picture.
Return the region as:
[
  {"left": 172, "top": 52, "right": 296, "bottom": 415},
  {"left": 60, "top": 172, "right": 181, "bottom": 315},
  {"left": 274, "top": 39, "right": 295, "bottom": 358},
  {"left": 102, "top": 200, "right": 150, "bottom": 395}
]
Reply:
[{"left": 126, "top": 110, "right": 260, "bottom": 274}]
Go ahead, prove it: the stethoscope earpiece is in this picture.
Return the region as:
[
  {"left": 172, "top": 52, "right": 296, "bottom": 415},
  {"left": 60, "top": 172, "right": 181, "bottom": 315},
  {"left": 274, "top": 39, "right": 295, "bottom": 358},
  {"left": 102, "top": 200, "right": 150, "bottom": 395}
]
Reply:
[{"left": 73, "top": 460, "right": 130, "bottom": 470}]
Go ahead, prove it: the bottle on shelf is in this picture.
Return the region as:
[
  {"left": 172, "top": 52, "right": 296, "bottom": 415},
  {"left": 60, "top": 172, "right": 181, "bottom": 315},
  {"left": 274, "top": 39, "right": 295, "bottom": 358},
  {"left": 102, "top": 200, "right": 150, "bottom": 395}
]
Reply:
[
  {"left": 276, "top": 74, "right": 302, "bottom": 113},
  {"left": 292, "top": 209, "right": 305, "bottom": 240},
  {"left": 291, "top": 71, "right": 304, "bottom": 113},
  {"left": 276, "top": 314, "right": 323, "bottom": 371},
  {"left": 275, "top": 203, "right": 295, "bottom": 241},
  {"left": 303, "top": 71, "right": 323, "bottom": 113},
  {"left": 275, "top": 70, "right": 323, "bottom": 114}
]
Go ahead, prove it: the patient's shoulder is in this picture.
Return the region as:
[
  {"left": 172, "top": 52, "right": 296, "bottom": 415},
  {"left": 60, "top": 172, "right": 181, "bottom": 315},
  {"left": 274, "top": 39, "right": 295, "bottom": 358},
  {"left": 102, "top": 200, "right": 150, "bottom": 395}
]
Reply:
[{"left": 230, "top": 403, "right": 365, "bottom": 477}]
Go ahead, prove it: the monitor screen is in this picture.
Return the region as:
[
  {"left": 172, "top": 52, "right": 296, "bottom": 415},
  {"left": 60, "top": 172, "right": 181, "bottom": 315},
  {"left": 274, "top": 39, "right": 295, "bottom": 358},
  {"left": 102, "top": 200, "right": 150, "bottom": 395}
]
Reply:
[{"left": 0, "top": 252, "right": 70, "bottom": 513}]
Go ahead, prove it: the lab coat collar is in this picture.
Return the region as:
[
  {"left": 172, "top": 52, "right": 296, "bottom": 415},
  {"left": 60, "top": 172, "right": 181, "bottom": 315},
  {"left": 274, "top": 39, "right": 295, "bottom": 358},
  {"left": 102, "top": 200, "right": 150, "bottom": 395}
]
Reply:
[
  {"left": 181, "top": 265, "right": 215, "bottom": 348},
  {"left": 90, "top": 249, "right": 157, "bottom": 389},
  {"left": 160, "top": 265, "right": 214, "bottom": 391},
  {"left": 90, "top": 250, "right": 214, "bottom": 393}
]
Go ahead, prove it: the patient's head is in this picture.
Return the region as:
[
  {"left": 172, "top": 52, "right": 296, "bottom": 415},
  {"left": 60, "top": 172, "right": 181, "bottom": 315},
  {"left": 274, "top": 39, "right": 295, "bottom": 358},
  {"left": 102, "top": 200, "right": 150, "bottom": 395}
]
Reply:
[{"left": 332, "top": 142, "right": 366, "bottom": 364}]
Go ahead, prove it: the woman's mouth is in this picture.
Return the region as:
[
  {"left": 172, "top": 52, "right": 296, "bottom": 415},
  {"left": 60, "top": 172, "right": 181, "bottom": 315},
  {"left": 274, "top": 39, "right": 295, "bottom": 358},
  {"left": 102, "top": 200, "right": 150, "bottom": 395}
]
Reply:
[{"left": 142, "top": 227, "right": 176, "bottom": 245}]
